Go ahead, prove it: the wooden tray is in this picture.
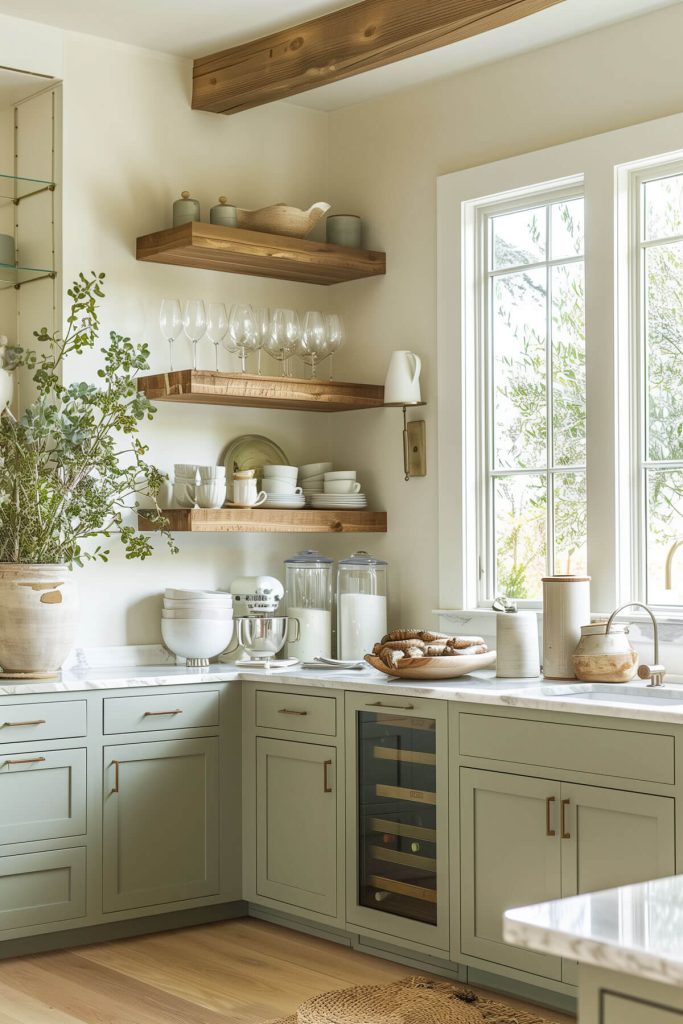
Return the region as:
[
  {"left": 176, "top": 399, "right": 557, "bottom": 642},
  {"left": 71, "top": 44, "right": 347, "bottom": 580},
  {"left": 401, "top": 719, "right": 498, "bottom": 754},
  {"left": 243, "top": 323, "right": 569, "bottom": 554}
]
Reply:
[{"left": 365, "top": 651, "right": 496, "bottom": 680}]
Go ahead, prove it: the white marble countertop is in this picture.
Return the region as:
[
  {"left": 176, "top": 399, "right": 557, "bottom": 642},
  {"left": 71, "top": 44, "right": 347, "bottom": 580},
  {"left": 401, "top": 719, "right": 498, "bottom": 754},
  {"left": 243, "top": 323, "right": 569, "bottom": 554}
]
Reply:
[
  {"left": 3, "top": 663, "right": 683, "bottom": 723},
  {"left": 504, "top": 875, "right": 683, "bottom": 987}
]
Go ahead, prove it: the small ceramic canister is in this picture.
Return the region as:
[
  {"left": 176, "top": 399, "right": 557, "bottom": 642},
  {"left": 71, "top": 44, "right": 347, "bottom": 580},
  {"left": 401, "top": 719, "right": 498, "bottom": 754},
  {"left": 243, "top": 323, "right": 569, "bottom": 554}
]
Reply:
[
  {"left": 210, "top": 197, "right": 238, "bottom": 227},
  {"left": 496, "top": 610, "right": 541, "bottom": 678},
  {"left": 542, "top": 575, "right": 591, "bottom": 679},
  {"left": 326, "top": 214, "right": 362, "bottom": 248},
  {"left": 0, "top": 233, "right": 15, "bottom": 266},
  {"left": 173, "top": 191, "right": 200, "bottom": 227}
]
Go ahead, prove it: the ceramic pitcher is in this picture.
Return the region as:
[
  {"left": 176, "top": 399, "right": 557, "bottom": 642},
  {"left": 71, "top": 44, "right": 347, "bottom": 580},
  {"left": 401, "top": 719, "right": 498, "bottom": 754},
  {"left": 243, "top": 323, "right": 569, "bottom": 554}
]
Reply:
[{"left": 384, "top": 350, "right": 422, "bottom": 405}]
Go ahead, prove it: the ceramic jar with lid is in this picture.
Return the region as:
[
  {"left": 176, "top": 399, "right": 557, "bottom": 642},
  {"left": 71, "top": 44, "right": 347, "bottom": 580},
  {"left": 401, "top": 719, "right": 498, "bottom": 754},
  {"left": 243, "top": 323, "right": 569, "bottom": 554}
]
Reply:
[
  {"left": 210, "top": 196, "right": 238, "bottom": 227},
  {"left": 172, "top": 191, "right": 200, "bottom": 227},
  {"left": 572, "top": 621, "right": 638, "bottom": 683}
]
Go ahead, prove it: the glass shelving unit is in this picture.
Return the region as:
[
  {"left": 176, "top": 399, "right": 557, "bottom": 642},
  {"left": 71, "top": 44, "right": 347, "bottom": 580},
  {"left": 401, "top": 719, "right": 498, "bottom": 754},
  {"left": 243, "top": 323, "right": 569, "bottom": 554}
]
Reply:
[
  {"left": 0, "top": 173, "right": 57, "bottom": 289},
  {"left": 0, "top": 263, "right": 56, "bottom": 291}
]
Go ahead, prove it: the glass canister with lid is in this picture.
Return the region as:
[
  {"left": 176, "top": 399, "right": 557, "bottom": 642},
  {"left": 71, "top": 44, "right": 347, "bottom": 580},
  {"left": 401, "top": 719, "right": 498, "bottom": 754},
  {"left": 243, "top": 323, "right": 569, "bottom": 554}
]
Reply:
[
  {"left": 337, "top": 551, "right": 388, "bottom": 661},
  {"left": 284, "top": 549, "right": 334, "bottom": 662}
]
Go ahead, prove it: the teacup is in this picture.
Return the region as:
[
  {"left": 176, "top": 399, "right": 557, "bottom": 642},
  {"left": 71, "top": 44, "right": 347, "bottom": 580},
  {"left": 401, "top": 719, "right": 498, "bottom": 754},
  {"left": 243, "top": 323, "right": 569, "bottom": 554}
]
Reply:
[
  {"left": 324, "top": 480, "right": 362, "bottom": 494},
  {"left": 266, "top": 480, "right": 304, "bottom": 495},
  {"left": 198, "top": 465, "right": 226, "bottom": 482},
  {"left": 233, "top": 478, "right": 267, "bottom": 507},
  {"left": 299, "top": 462, "right": 333, "bottom": 478},
  {"left": 324, "top": 470, "right": 357, "bottom": 481},
  {"left": 196, "top": 481, "right": 227, "bottom": 508}
]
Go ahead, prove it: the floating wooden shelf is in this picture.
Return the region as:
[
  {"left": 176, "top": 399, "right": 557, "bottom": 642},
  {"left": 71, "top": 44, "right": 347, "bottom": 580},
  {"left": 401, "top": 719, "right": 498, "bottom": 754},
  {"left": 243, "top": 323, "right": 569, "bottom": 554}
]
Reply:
[
  {"left": 138, "top": 508, "right": 387, "bottom": 534},
  {"left": 136, "top": 222, "right": 386, "bottom": 285},
  {"left": 137, "top": 371, "right": 384, "bottom": 412}
]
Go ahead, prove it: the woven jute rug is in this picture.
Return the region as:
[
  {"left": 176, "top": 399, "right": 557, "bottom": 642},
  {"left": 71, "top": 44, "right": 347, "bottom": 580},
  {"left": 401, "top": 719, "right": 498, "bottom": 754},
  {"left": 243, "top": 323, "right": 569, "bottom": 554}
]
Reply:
[{"left": 271, "top": 975, "right": 557, "bottom": 1024}]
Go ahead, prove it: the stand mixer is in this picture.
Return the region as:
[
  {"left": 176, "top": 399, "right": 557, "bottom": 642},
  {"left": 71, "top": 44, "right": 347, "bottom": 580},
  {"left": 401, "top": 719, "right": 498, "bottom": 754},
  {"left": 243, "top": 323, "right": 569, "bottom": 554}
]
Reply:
[{"left": 226, "top": 576, "right": 298, "bottom": 666}]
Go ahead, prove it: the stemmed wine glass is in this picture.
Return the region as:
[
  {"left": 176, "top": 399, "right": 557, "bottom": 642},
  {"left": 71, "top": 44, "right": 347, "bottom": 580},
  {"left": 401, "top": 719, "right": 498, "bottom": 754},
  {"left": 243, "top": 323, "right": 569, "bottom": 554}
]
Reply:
[
  {"left": 206, "top": 303, "right": 228, "bottom": 372},
  {"left": 159, "top": 299, "right": 182, "bottom": 371},
  {"left": 298, "top": 310, "right": 328, "bottom": 379},
  {"left": 228, "top": 303, "right": 257, "bottom": 374},
  {"left": 253, "top": 306, "right": 270, "bottom": 376},
  {"left": 266, "top": 308, "right": 299, "bottom": 377},
  {"left": 182, "top": 299, "right": 207, "bottom": 371},
  {"left": 324, "top": 313, "right": 345, "bottom": 380}
]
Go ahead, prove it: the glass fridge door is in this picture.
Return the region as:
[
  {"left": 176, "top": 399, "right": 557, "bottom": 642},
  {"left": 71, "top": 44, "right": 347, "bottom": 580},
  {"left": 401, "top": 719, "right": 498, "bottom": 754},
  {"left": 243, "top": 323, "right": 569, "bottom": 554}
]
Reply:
[{"left": 357, "top": 710, "right": 437, "bottom": 926}]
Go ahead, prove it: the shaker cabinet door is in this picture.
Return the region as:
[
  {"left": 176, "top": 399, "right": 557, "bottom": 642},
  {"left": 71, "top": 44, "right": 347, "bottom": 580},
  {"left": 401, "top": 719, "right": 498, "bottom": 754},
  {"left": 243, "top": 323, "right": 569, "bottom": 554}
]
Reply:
[
  {"left": 256, "top": 738, "right": 337, "bottom": 917},
  {"left": 102, "top": 738, "right": 219, "bottom": 913},
  {"left": 460, "top": 768, "right": 563, "bottom": 980}
]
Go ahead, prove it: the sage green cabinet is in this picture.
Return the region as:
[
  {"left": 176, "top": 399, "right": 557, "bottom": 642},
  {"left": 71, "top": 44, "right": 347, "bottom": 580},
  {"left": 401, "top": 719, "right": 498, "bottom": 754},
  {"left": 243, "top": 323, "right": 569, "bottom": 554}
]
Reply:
[
  {"left": 601, "top": 995, "right": 683, "bottom": 1023},
  {"left": 102, "top": 737, "right": 220, "bottom": 913},
  {"left": 0, "top": 848, "right": 86, "bottom": 931},
  {"left": 256, "top": 737, "right": 337, "bottom": 917},
  {"left": 0, "top": 747, "right": 86, "bottom": 845},
  {"left": 460, "top": 768, "right": 675, "bottom": 982}
]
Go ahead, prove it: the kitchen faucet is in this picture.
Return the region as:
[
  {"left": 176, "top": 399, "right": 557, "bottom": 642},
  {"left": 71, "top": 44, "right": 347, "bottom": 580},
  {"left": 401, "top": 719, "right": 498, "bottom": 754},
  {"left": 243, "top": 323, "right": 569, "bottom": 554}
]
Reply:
[
  {"left": 665, "top": 538, "right": 683, "bottom": 591},
  {"left": 606, "top": 601, "right": 665, "bottom": 687}
]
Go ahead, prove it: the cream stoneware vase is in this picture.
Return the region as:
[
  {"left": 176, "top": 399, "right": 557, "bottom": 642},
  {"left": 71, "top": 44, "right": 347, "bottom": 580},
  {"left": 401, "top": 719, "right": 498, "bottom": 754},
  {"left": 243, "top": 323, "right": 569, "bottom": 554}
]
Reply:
[{"left": 0, "top": 564, "right": 78, "bottom": 674}]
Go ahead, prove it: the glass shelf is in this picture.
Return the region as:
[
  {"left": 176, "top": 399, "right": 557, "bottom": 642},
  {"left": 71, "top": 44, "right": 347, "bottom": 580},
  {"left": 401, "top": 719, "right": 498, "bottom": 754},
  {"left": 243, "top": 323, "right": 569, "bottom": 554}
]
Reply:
[
  {"left": 0, "top": 263, "right": 56, "bottom": 290},
  {"left": 0, "top": 172, "right": 56, "bottom": 206}
]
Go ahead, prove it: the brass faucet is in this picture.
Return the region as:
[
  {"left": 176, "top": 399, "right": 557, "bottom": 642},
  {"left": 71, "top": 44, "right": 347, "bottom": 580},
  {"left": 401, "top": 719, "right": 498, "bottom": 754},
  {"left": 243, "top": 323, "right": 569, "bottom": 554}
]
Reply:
[
  {"left": 606, "top": 601, "right": 665, "bottom": 687},
  {"left": 665, "top": 539, "right": 683, "bottom": 591}
]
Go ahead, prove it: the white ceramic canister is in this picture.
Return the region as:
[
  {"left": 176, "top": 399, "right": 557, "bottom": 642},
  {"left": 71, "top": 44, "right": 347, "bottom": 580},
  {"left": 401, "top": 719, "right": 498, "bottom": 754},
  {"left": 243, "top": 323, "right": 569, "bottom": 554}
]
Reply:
[
  {"left": 496, "top": 611, "right": 541, "bottom": 678},
  {"left": 572, "top": 621, "right": 638, "bottom": 683},
  {"left": 0, "top": 233, "right": 15, "bottom": 266},
  {"left": 542, "top": 575, "right": 591, "bottom": 680}
]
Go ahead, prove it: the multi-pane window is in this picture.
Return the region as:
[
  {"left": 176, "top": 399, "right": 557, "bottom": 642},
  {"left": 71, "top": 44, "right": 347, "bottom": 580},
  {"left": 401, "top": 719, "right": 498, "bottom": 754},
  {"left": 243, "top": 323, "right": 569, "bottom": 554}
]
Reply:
[
  {"left": 636, "top": 168, "right": 683, "bottom": 606},
  {"left": 480, "top": 193, "right": 587, "bottom": 602}
]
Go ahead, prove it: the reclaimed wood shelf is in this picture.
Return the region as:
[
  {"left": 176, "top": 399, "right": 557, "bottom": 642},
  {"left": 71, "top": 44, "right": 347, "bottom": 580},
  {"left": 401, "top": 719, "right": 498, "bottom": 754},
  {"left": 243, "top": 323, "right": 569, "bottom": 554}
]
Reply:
[
  {"left": 136, "top": 222, "right": 386, "bottom": 285},
  {"left": 138, "top": 508, "right": 387, "bottom": 534},
  {"left": 137, "top": 371, "right": 384, "bottom": 412}
]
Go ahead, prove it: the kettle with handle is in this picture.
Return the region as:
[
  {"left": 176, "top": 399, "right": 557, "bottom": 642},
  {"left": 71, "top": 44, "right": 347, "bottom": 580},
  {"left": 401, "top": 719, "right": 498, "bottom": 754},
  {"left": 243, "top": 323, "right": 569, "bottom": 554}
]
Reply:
[{"left": 384, "top": 350, "right": 422, "bottom": 405}]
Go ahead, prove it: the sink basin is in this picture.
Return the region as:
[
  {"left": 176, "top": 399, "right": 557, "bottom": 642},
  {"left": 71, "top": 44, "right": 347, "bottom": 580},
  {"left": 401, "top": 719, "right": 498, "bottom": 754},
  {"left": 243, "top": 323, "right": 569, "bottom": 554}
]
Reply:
[{"left": 556, "top": 685, "right": 683, "bottom": 707}]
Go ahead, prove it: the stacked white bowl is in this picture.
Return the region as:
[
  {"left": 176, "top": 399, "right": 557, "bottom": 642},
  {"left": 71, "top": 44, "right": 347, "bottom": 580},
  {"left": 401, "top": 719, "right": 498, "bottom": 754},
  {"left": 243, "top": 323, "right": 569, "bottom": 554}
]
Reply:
[
  {"left": 300, "top": 462, "right": 333, "bottom": 505},
  {"left": 261, "top": 464, "right": 305, "bottom": 509},
  {"left": 161, "top": 588, "right": 233, "bottom": 666}
]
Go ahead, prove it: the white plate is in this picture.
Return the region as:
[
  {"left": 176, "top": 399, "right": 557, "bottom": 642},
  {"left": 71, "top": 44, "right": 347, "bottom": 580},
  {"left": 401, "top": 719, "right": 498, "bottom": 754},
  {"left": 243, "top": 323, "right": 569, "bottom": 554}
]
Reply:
[
  {"left": 365, "top": 651, "right": 497, "bottom": 679},
  {"left": 220, "top": 434, "right": 289, "bottom": 499}
]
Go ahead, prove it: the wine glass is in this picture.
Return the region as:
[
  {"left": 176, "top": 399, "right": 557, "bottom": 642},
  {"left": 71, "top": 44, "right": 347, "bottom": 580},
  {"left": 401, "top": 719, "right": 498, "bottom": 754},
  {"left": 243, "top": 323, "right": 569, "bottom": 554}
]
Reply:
[
  {"left": 206, "top": 303, "right": 228, "bottom": 372},
  {"left": 324, "top": 313, "right": 345, "bottom": 380},
  {"left": 182, "top": 299, "right": 207, "bottom": 371},
  {"left": 253, "top": 306, "right": 270, "bottom": 376},
  {"left": 298, "top": 310, "right": 328, "bottom": 379},
  {"left": 266, "top": 308, "right": 299, "bottom": 377},
  {"left": 228, "top": 303, "right": 257, "bottom": 374},
  {"left": 159, "top": 299, "right": 182, "bottom": 371}
]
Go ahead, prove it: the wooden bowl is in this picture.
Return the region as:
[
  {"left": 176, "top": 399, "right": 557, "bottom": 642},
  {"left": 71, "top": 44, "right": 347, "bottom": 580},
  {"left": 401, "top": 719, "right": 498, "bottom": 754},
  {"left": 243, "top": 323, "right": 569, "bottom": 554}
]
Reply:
[
  {"left": 365, "top": 651, "right": 496, "bottom": 680},
  {"left": 236, "top": 201, "right": 330, "bottom": 238}
]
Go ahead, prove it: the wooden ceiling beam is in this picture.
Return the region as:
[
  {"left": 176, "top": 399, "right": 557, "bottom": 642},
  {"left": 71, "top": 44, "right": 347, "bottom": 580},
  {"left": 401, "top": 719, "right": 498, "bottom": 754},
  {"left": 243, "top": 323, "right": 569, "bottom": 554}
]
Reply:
[{"left": 192, "top": 0, "right": 565, "bottom": 115}]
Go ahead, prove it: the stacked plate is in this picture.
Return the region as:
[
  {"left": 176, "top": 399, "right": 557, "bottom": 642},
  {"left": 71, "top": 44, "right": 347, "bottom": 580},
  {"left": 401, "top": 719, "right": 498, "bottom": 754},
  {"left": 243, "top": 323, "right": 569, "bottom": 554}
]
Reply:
[
  {"left": 262, "top": 494, "right": 306, "bottom": 509},
  {"left": 161, "top": 588, "right": 233, "bottom": 666},
  {"left": 310, "top": 494, "right": 368, "bottom": 509}
]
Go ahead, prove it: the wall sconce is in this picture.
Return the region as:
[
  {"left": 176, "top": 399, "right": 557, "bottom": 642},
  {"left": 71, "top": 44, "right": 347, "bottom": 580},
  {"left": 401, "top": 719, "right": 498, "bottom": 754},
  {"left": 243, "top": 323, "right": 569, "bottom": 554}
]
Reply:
[{"left": 383, "top": 351, "right": 426, "bottom": 481}]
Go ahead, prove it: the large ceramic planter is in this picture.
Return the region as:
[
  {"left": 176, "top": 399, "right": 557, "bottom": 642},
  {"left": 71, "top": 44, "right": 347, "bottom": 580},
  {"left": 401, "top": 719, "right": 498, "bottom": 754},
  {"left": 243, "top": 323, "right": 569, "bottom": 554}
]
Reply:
[{"left": 0, "top": 564, "right": 78, "bottom": 674}]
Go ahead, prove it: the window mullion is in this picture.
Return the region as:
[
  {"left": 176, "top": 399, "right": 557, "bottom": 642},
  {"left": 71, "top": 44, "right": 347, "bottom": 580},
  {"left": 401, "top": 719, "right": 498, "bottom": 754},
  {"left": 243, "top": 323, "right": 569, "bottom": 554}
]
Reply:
[{"left": 546, "top": 237, "right": 554, "bottom": 577}]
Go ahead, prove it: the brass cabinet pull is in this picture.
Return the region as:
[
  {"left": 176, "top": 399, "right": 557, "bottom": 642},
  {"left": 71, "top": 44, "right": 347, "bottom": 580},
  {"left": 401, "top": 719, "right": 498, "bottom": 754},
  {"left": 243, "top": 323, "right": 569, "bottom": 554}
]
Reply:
[
  {"left": 110, "top": 759, "right": 121, "bottom": 794},
  {"left": 366, "top": 701, "right": 415, "bottom": 710},
  {"left": 545, "top": 796, "right": 556, "bottom": 837},
  {"left": 278, "top": 708, "right": 308, "bottom": 716},
  {"left": 561, "top": 798, "right": 571, "bottom": 839},
  {"left": 3, "top": 756, "right": 46, "bottom": 767},
  {"left": 2, "top": 719, "right": 46, "bottom": 728},
  {"left": 143, "top": 709, "right": 183, "bottom": 717},
  {"left": 323, "top": 759, "right": 333, "bottom": 793}
]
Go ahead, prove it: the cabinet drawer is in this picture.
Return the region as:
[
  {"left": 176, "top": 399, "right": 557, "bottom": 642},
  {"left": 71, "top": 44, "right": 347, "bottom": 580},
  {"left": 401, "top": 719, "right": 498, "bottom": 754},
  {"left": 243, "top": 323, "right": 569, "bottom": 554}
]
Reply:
[
  {"left": 459, "top": 714, "right": 674, "bottom": 784},
  {"left": 256, "top": 690, "right": 336, "bottom": 736},
  {"left": 103, "top": 690, "right": 220, "bottom": 734},
  {"left": 0, "top": 848, "right": 86, "bottom": 931},
  {"left": 0, "top": 700, "right": 86, "bottom": 743},
  {"left": 0, "top": 748, "right": 87, "bottom": 844}
]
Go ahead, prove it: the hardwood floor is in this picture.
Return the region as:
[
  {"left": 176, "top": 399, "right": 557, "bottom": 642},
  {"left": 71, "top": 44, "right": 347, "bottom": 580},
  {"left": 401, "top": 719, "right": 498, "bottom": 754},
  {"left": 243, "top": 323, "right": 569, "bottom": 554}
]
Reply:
[{"left": 0, "top": 919, "right": 575, "bottom": 1023}]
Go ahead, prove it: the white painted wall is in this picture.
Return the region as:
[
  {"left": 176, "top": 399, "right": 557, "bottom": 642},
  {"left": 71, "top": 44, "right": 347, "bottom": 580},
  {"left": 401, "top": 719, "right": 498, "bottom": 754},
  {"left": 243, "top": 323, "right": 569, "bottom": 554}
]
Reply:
[{"left": 325, "top": 2, "right": 683, "bottom": 629}]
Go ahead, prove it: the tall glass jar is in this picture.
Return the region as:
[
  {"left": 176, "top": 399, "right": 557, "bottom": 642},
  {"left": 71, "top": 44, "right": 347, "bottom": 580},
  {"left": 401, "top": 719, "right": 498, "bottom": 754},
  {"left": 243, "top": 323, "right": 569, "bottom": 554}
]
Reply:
[
  {"left": 337, "top": 551, "right": 388, "bottom": 660},
  {"left": 284, "top": 549, "right": 334, "bottom": 662}
]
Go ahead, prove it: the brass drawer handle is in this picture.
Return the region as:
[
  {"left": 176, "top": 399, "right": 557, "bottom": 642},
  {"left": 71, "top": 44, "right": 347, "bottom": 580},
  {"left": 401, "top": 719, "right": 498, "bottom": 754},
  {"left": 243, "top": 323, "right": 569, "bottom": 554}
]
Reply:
[
  {"left": 2, "top": 719, "right": 47, "bottom": 727},
  {"left": 545, "top": 796, "right": 556, "bottom": 837},
  {"left": 3, "top": 756, "right": 46, "bottom": 767},
  {"left": 110, "top": 759, "right": 121, "bottom": 794},
  {"left": 278, "top": 708, "right": 308, "bottom": 716},
  {"left": 323, "top": 759, "right": 332, "bottom": 793},
  {"left": 143, "top": 709, "right": 183, "bottom": 717},
  {"left": 366, "top": 701, "right": 415, "bottom": 710},
  {"left": 561, "top": 798, "right": 571, "bottom": 839}
]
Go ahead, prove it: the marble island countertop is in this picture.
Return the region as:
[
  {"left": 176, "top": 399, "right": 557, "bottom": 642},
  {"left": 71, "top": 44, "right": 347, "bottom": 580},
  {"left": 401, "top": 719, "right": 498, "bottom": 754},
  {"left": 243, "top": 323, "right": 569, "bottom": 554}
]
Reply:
[
  {"left": 504, "top": 875, "right": 683, "bottom": 988},
  {"left": 3, "top": 662, "right": 683, "bottom": 722}
]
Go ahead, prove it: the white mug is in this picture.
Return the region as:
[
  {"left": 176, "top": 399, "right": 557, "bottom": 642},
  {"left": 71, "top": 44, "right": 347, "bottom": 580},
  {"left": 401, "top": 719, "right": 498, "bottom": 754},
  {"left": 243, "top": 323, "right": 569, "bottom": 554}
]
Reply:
[
  {"left": 233, "top": 478, "right": 267, "bottom": 507},
  {"left": 196, "top": 481, "right": 227, "bottom": 508},
  {"left": 324, "top": 480, "right": 362, "bottom": 494},
  {"left": 266, "top": 480, "right": 304, "bottom": 495},
  {"left": 384, "top": 350, "right": 422, "bottom": 405}
]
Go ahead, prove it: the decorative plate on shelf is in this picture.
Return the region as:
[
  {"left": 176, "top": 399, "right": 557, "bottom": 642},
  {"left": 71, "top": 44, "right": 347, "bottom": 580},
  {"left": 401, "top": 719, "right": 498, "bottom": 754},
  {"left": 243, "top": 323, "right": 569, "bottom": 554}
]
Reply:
[
  {"left": 365, "top": 650, "right": 497, "bottom": 680},
  {"left": 220, "top": 434, "right": 289, "bottom": 499}
]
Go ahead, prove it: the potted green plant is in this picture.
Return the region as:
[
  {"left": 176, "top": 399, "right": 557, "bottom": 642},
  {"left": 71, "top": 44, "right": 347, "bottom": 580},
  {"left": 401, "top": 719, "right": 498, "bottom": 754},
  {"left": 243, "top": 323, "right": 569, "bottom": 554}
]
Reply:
[{"left": 0, "top": 271, "right": 175, "bottom": 676}]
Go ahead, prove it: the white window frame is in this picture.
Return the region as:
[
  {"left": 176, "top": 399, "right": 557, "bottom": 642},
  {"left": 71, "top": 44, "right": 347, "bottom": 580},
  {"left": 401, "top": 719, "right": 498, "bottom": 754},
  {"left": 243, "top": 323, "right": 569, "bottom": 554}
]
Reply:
[
  {"left": 437, "top": 108, "right": 683, "bottom": 621},
  {"left": 630, "top": 159, "right": 683, "bottom": 614},
  {"left": 475, "top": 184, "right": 586, "bottom": 606}
]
